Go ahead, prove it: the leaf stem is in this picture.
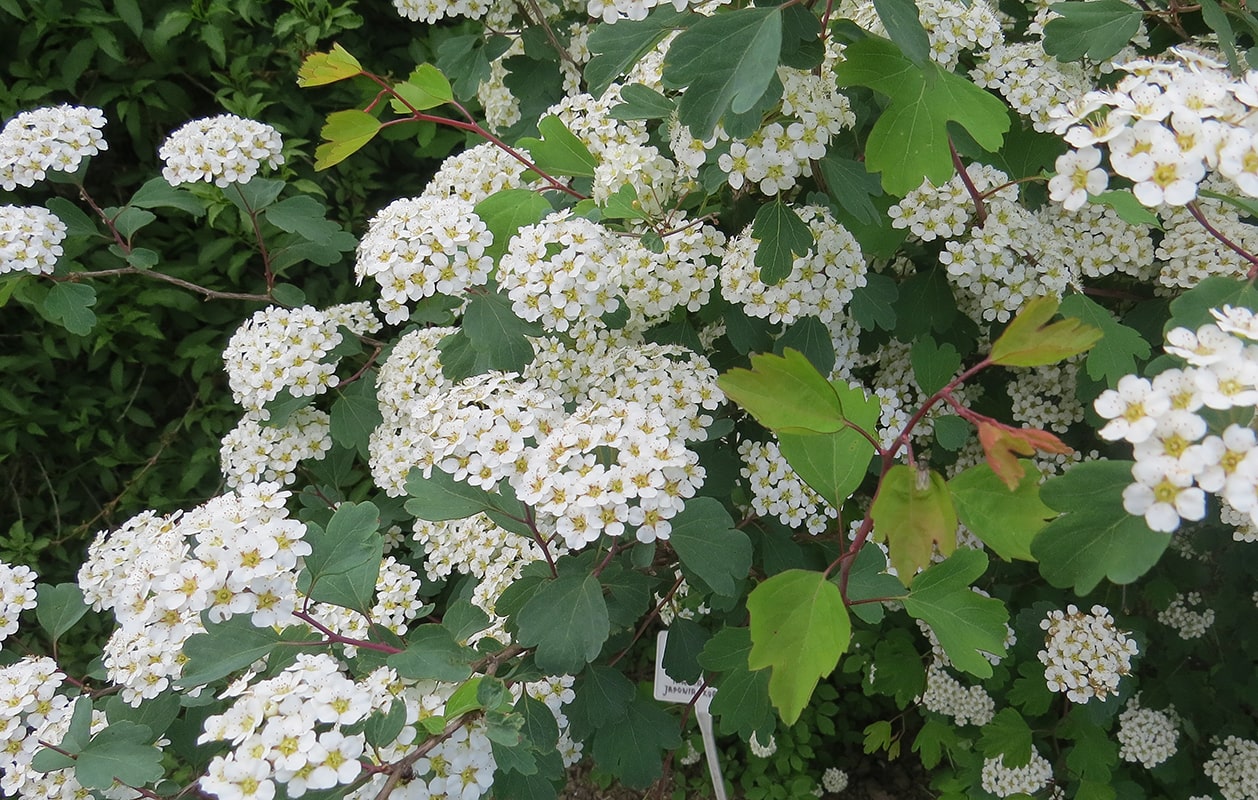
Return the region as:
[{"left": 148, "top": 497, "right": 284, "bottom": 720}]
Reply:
[{"left": 1186, "top": 200, "right": 1258, "bottom": 279}]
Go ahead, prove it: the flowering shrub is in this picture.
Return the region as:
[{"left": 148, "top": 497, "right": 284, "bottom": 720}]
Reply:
[{"left": 6, "top": 1, "right": 1258, "bottom": 799}]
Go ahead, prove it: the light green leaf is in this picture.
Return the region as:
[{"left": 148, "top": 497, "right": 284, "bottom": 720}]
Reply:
[
  {"left": 1042, "top": 0, "right": 1144, "bottom": 62},
  {"left": 516, "top": 573, "right": 610, "bottom": 674},
  {"left": 297, "top": 43, "right": 363, "bottom": 87},
  {"left": 752, "top": 199, "right": 814, "bottom": 285},
  {"left": 1032, "top": 460, "right": 1171, "bottom": 594},
  {"left": 315, "top": 109, "right": 382, "bottom": 170},
  {"left": 1058, "top": 294, "right": 1152, "bottom": 385},
  {"left": 387, "top": 625, "right": 476, "bottom": 682},
  {"left": 35, "top": 583, "right": 88, "bottom": 642},
  {"left": 662, "top": 7, "right": 783, "bottom": 139},
  {"left": 390, "top": 64, "right": 454, "bottom": 113},
  {"left": 43, "top": 283, "right": 97, "bottom": 336},
  {"left": 949, "top": 462, "right": 1053, "bottom": 562},
  {"left": 718, "top": 348, "right": 845, "bottom": 434},
  {"left": 990, "top": 294, "right": 1103, "bottom": 367},
  {"left": 777, "top": 381, "right": 880, "bottom": 509},
  {"left": 747, "top": 569, "right": 851, "bottom": 725},
  {"left": 667, "top": 497, "right": 751, "bottom": 596},
  {"left": 518, "top": 115, "right": 598, "bottom": 178},
  {"left": 903, "top": 549, "right": 1008, "bottom": 678},
  {"left": 870, "top": 465, "right": 957, "bottom": 586}
]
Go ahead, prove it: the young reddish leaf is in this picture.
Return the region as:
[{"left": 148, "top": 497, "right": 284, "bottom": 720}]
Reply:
[
  {"left": 297, "top": 43, "right": 363, "bottom": 87},
  {"left": 977, "top": 420, "right": 1071, "bottom": 490},
  {"left": 747, "top": 570, "right": 850, "bottom": 725},
  {"left": 314, "top": 110, "right": 382, "bottom": 170},
  {"left": 870, "top": 465, "right": 957, "bottom": 586},
  {"left": 989, "top": 295, "right": 1103, "bottom": 367},
  {"left": 718, "top": 349, "right": 845, "bottom": 434}
]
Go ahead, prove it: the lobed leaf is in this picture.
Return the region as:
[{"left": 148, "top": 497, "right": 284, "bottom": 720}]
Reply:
[
  {"left": 1042, "top": 0, "right": 1143, "bottom": 62},
  {"left": 869, "top": 465, "right": 957, "bottom": 586},
  {"left": 776, "top": 381, "right": 880, "bottom": 509},
  {"left": 297, "top": 43, "right": 363, "bottom": 87},
  {"left": 751, "top": 198, "right": 813, "bottom": 285},
  {"left": 902, "top": 549, "right": 1008, "bottom": 678},
  {"left": 718, "top": 348, "right": 845, "bottom": 434},
  {"left": 949, "top": 462, "right": 1054, "bottom": 562},
  {"left": 315, "top": 109, "right": 382, "bottom": 170},
  {"left": 990, "top": 294, "right": 1103, "bottom": 367},
  {"left": 666, "top": 497, "right": 751, "bottom": 597}
]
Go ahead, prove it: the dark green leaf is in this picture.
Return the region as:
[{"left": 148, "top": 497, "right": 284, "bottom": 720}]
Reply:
[
  {"left": 405, "top": 466, "right": 497, "bottom": 521},
  {"left": 610, "top": 84, "right": 676, "bottom": 120},
  {"left": 112, "top": 207, "right": 156, "bottom": 240},
  {"left": 978, "top": 708, "right": 1033, "bottom": 767},
  {"left": 586, "top": 7, "right": 687, "bottom": 101},
  {"left": 819, "top": 155, "right": 882, "bottom": 225},
  {"left": 35, "top": 583, "right": 88, "bottom": 642},
  {"left": 330, "top": 376, "right": 382, "bottom": 458},
  {"left": 698, "top": 627, "right": 774, "bottom": 738},
  {"left": 872, "top": 0, "right": 931, "bottom": 65},
  {"left": 662, "top": 7, "right": 783, "bottom": 139},
  {"left": 46, "top": 198, "right": 99, "bottom": 237},
  {"left": 844, "top": 544, "right": 903, "bottom": 624},
  {"left": 129, "top": 177, "right": 207, "bottom": 217},
  {"left": 751, "top": 198, "right": 813, "bottom": 285},
  {"left": 1042, "top": 0, "right": 1144, "bottom": 62},
  {"left": 302, "top": 501, "right": 382, "bottom": 613},
  {"left": 590, "top": 693, "right": 681, "bottom": 789},
  {"left": 103, "top": 692, "right": 179, "bottom": 742},
  {"left": 662, "top": 618, "right": 710, "bottom": 684},
  {"left": 462, "top": 289, "right": 543, "bottom": 374},
  {"left": 1058, "top": 294, "right": 1152, "bottom": 386},
  {"left": 516, "top": 573, "right": 610, "bottom": 674},
  {"left": 667, "top": 497, "right": 751, "bottom": 597},
  {"left": 933, "top": 414, "right": 970, "bottom": 451},
  {"left": 910, "top": 337, "right": 961, "bottom": 396},
  {"left": 265, "top": 196, "right": 343, "bottom": 244},
  {"left": 387, "top": 625, "right": 476, "bottom": 682},
  {"left": 75, "top": 722, "right": 164, "bottom": 790},
  {"left": 567, "top": 665, "right": 635, "bottom": 738},
  {"left": 849, "top": 272, "right": 898, "bottom": 331},
  {"left": 518, "top": 116, "right": 598, "bottom": 178},
  {"left": 902, "top": 550, "right": 1008, "bottom": 678},
  {"left": 364, "top": 699, "right": 408, "bottom": 749},
  {"left": 868, "top": 629, "right": 926, "bottom": 707},
  {"left": 775, "top": 316, "right": 835, "bottom": 375},
  {"left": 43, "top": 283, "right": 97, "bottom": 336},
  {"left": 893, "top": 268, "right": 955, "bottom": 340},
  {"left": 474, "top": 190, "right": 552, "bottom": 261},
  {"left": 1090, "top": 190, "right": 1162, "bottom": 230},
  {"left": 177, "top": 616, "right": 285, "bottom": 687}
]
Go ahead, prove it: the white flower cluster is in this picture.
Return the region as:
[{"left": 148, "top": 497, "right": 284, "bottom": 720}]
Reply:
[
  {"left": 1008, "top": 360, "right": 1086, "bottom": 434},
  {"left": 917, "top": 663, "right": 995, "bottom": 727},
  {"left": 1096, "top": 307, "right": 1258, "bottom": 532},
  {"left": 821, "top": 767, "right": 849, "bottom": 794},
  {"left": 1204, "top": 736, "right": 1258, "bottom": 800},
  {"left": 355, "top": 196, "right": 494, "bottom": 324},
  {"left": 673, "top": 65, "right": 856, "bottom": 196},
  {"left": 420, "top": 141, "right": 526, "bottom": 204},
  {"left": 0, "top": 656, "right": 87, "bottom": 800},
  {"left": 307, "top": 555, "right": 427, "bottom": 642},
  {"left": 586, "top": 0, "right": 699, "bottom": 23},
  {"left": 721, "top": 205, "right": 866, "bottom": 325},
  {"left": 0, "top": 205, "right": 67, "bottom": 276},
  {"left": 519, "top": 399, "right": 704, "bottom": 547},
  {"left": 159, "top": 114, "right": 284, "bottom": 187},
  {"left": 0, "top": 104, "right": 107, "bottom": 189},
  {"left": 0, "top": 561, "right": 37, "bottom": 645},
  {"left": 592, "top": 140, "right": 680, "bottom": 216},
  {"left": 1047, "top": 48, "right": 1258, "bottom": 209},
  {"left": 200, "top": 654, "right": 393, "bottom": 800},
  {"left": 1155, "top": 188, "right": 1258, "bottom": 290},
  {"left": 841, "top": 0, "right": 1002, "bottom": 69},
  {"left": 1039, "top": 604, "right": 1138, "bottom": 703},
  {"left": 220, "top": 407, "right": 332, "bottom": 487},
  {"left": 1117, "top": 697, "right": 1180, "bottom": 768},
  {"left": 77, "top": 484, "right": 310, "bottom": 704},
  {"left": 1157, "top": 591, "right": 1215, "bottom": 640},
  {"left": 222, "top": 303, "right": 380, "bottom": 412},
  {"left": 738, "top": 439, "right": 838, "bottom": 535},
  {"left": 749, "top": 731, "right": 777, "bottom": 758},
  {"left": 973, "top": 41, "right": 1096, "bottom": 132},
  {"left": 980, "top": 750, "right": 1055, "bottom": 798},
  {"left": 519, "top": 674, "right": 583, "bottom": 766},
  {"left": 577, "top": 343, "right": 723, "bottom": 441},
  {"left": 392, "top": 0, "right": 491, "bottom": 22}
]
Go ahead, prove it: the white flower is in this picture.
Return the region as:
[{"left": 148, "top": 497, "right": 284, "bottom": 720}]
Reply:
[
  {"left": 1094, "top": 375, "right": 1170, "bottom": 443},
  {"left": 1049, "top": 147, "right": 1108, "bottom": 211},
  {"left": 1124, "top": 458, "right": 1205, "bottom": 532}
]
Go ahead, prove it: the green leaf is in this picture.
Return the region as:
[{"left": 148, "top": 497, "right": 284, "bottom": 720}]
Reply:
[
  {"left": 264, "top": 196, "right": 344, "bottom": 244},
  {"left": 774, "top": 316, "right": 836, "bottom": 376},
  {"left": 1165, "top": 274, "right": 1258, "bottom": 334},
  {"left": 461, "top": 289, "right": 544, "bottom": 374},
  {"left": 747, "top": 570, "right": 851, "bottom": 725},
  {"left": 902, "top": 549, "right": 1008, "bottom": 679},
  {"left": 112, "top": 207, "right": 156, "bottom": 240},
  {"left": 390, "top": 64, "right": 454, "bottom": 113},
  {"left": 229, "top": 178, "right": 285, "bottom": 212},
  {"left": 76, "top": 722, "right": 164, "bottom": 790},
  {"left": 43, "top": 283, "right": 97, "bottom": 336},
  {"left": 590, "top": 693, "right": 682, "bottom": 789},
  {"left": 1058, "top": 294, "right": 1152, "bottom": 386},
  {"left": 364, "top": 699, "right": 408, "bottom": 749},
  {"left": 1042, "top": 0, "right": 1144, "bottom": 62},
  {"left": 868, "top": 628, "right": 926, "bottom": 707},
  {"left": 177, "top": 615, "right": 285, "bottom": 687},
  {"left": 1198, "top": 0, "right": 1241, "bottom": 73},
  {"left": 1089, "top": 190, "right": 1162, "bottom": 230},
  {"left": 667, "top": 497, "right": 751, "bottom": 596},
  {"left": 949, "top": 462, "right": 1053, "bottom": 562},
  {"left": 872, "top": 0, "right": 931, "bottom": 65},
  {"left": 910, "top": 337, "right": 961, "bottom": 396},
  {"left": 270, "top": 283, "right": 306, "bottom": 308},
  {"left": 516, "top": 573, "right": 610, "bottom": 674},
  {"left": 849, "top": 272, "right": 898, "bottom": 331},
  {"left": 585, "top": 6, "right": 686, "bottom": 100},
  {"left": 315, "top": 109, "right": 382, "bottom": 170},
  {"left": 751, "top": 199, "right": 814, "bottom": 284},
  {"left": 834, "top": 37, "right": 1010, "bottom": 194},
  {"left": 46, "top": 198, "right": 99, "bottom": 237},
  {"left": 990, "top": 294, "right": 1103, "bottom": 367},
  {"left": 777, "top": 381, "right": 880, "bottom": 509},
  {"left": 819, "top": 155, "right": 882, "bottom": 225},
  {"left": 662, "top": 618, "right": 709, "bottom": 684},
  {"left": 934, "top": 414, "right": 970, "bottom": 451},
  {"left": 442, "top": 599, "right": 491, "bottom": 643},
  {"left": 718, "top": 349, "right": 845, "bottom": 434},
  {"left": 567, "top": 665, "right": 635, "bottom": 737},
  {"left": 610, "top": 83, "right": 676, "bottom": 120},
  {"left": 1009, "top": 660, "right": 1054, "bottom": 717},
  {"left": 518, "top": 116, "right": 597, "bottom": 178},
  {"left": 474, "top": 190, "right": 552, "bottom": 261},
  {"left": 845, "top": 544, "right": 904, "bottom": 624},
  {"left": 437, "top": 34, "right": 512, "bottom": 98},
  {"left": 870, "top": 465, "right": 957, "bottom": 585},
  {"left": 387, "top": 625, "right": 476, "bottom": 682},
  {"left": 697, "top": 627, "right": 774, "bottom": 738},
  {"left": 103, "top": 692, "right": 179, "bottom": 742},
  {"left": 330, "top": 376, "right": 382, "bottom": 458},
  {"left": 297, "top": 43, "right": 363, "bottom": 86},
  {"left": 893, "top": 267, "right": 956, "bottom": 340},
  {"left": 662, "top": 7, "right": 783, "bottom": 139},
  {"left": 35, "top": 583, "right": 88, "bottom": 642},
  {"left": 1032, "top": 460, "right": 1171, "bottom": 594},
  {"left": 913, "top": 718, "right": 962, "bottom": 770},
  {"left": 978, "top": 708, "right": 1033, "bottom": 768},
  {"left": 115, "top": 0, "right": 143, "bottom": 37},
  {"left": 302, "top": 501, "right": 382, "bottom": 613}
]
